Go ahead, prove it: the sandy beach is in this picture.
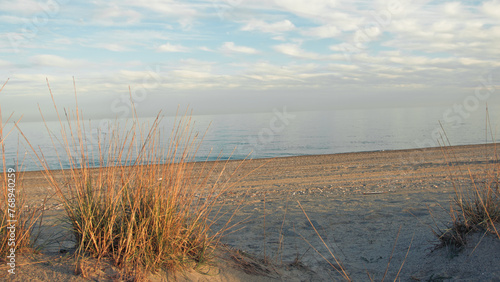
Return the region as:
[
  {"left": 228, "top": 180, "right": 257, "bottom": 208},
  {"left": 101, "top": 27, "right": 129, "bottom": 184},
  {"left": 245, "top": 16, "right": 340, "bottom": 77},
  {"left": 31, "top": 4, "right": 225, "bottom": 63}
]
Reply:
[{"left": 2, "top": 143, "right": 500, "bottom": 281}]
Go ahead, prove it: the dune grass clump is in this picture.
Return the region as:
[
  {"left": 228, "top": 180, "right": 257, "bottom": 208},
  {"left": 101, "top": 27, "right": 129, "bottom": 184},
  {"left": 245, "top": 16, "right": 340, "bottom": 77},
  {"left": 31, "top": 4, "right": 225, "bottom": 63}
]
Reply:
[
  {"left": 0, "top": 79, "right": 42, "bottom": 261},
  {"left": 454, "top": 169, "right": 500, "bottom": 228},
  {"left": 435, "top": 165, "right": 500, "bottom": 249},
  {"left": 435, "top": 119, "right": 500, "bottom": 249},
  {"left": 438, "top": 159, "right": 500, "bottom": 249},
  {"left": 21, "top": 81, "right": 243, "bottom": 277}
]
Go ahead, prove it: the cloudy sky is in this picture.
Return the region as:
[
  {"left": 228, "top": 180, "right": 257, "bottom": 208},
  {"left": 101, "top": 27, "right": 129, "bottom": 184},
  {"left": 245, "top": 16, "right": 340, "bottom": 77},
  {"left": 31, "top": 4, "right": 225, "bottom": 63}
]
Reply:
[{"left": 1, "top": 0, "right": 499, "bottom": 121}]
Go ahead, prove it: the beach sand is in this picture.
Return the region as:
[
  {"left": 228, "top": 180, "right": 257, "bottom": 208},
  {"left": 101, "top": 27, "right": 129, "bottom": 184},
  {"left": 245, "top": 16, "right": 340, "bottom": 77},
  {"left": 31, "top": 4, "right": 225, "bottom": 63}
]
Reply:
[{"left": 2, "top": 143, "right": 500, "bottom": 281}]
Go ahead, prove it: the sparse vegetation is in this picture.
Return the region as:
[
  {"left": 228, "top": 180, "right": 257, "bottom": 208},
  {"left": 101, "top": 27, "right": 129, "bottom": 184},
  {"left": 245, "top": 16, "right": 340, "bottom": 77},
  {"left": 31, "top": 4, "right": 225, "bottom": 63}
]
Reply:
[
  {"left": 434, "top": 115, "right": 500, "bottom": 250},
  {"left": 435, "top": 164, "right": 500, "bottom": 249},
  {"left": 18, "top": 80, "right": 247, "bottom": 279},
  {"left": 455, "top": 169, "right": 500, "bottom": 230},
  {"left": 0, "top": 79, "right": 43, "bottom": 261}
]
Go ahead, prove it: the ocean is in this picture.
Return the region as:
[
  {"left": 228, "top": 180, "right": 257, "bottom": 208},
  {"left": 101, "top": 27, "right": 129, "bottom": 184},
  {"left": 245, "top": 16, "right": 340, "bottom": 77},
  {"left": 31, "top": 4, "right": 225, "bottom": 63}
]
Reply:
[{"left": 2, "top": 105, "right": 499, "bottom": 172}]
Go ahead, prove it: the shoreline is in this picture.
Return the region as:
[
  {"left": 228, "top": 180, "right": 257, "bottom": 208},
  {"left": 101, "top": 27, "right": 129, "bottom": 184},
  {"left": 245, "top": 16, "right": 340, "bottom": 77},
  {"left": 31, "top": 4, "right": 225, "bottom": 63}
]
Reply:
[
  {"left": 17, "top": 142, "right": 500, "bottom": 176},
  {"left": 15, "top": 142, "right": 500, "bottom": 210}
]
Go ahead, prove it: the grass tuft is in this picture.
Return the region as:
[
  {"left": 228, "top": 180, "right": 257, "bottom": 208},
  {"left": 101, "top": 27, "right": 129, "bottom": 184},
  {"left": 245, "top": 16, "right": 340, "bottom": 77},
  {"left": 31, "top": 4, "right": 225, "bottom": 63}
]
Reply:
[
  {"left": 455, "top": 169, "right": 500, "bottom": 229},
  {"left": 19, "top": 79, "right": 244, "bottom": 278},
  {"left": 434, "top": 112, "right": 500, "bottom": 250}
]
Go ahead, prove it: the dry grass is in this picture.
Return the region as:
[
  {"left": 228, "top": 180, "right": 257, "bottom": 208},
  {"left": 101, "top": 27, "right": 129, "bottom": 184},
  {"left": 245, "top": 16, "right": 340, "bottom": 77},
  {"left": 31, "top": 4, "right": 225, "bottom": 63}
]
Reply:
[
  {"left": 296, "top": 200, "right": 351, "bottom": 281},
  {"left": 17, "top": 79, "right": 248, "bottom": 278},
  {"left": 295, "top": 200, "right": 412, "bottom": 282},
  {"left": 0, "top": 79, "right": 43, "bottom": 262},
  {"left": 454, "top": 166, "right": 500, "bottom": 232},
  {"left": 434, "top": 114, "right": 500, "bottom": 250},
  {"left": 435, "top": 152, "right": 500, "bottom": 249}
]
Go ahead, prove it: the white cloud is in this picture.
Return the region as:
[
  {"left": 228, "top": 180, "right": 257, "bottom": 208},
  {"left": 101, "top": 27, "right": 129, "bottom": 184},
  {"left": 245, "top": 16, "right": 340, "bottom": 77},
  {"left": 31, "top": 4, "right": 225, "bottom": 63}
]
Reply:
[
  {"left": 391, "top": 19, "right": 421, "bottom": 34},
  {"left": 458, "top": 57, "right": 486, "bottom": 66},
  {"left": 119, "top": 70, "right": 149, "bottom": 81},
  {"left": 170, "top": 70, "right": 213, "bottom": 80},
  {"left": 157, "top": 43, "right": 190, "bottom": 52},
  {"left": 220, "top": 42, "right": 258, "bottom": 54},
  {"left": 177, "top": 59, "right": 215, "bottom": 73},
  {"left": 302, "top": 25, "right": 340, "bottom": 38},
  {"left": 482, "top": 1, "right": 500, "bottom": 18},
  {"left": 241, "top": 19, "right": 295, "bottom": 33},
  {"left": 0, "top": 15, "right": 31, "bottom": 24},
  {"left": 199, "top": 46, "right": 213, "bottom": 52},
  {"left": 30, "top": 55, "right": 87, "bottom": 68},
  {"left": 384, "top": 9, "right": 500, "bottom": 61},
  {"left": 273, "top": 43, "right": 322, "bottom": 60},
  {"left": 272, "top": 35, "right": 287, "bottom": 41},
  {"left": 353, "top": 26, "right": 381, "bottom": 42},
  {"left": 126, "top": 0, "right": 198, "bottom": 18},
  {"left": 240, "top": 62, "right": 324, "bottom": 84},
  {"left": 0, "top": 60, "right": 12, "bottom": 67},
  {"left": 94, "top": 43, "right": 132, "bottom": 52},
  {"left": 1, "top": 0, "right": 45, "bottom": 15},
  {"left": 93, "top": 4, "right": 142, "bottom": 25},
  {"left": 443, "top": 2, "right": 464, "bottom": 16},
  {"left": 273, "top": 0, "right": 338, "bottom": 20},
  {"left": 271, "top": 0, "right": 362, "bottom": 32},
  {"left": 327, "top": 63, "right": 359, "bottom": 71},
  {"left": 432, "top": 20, "right": 456, "bottom": 33},
  {"left": 388, "top": 55, "right": 452, "bottom": 66}
]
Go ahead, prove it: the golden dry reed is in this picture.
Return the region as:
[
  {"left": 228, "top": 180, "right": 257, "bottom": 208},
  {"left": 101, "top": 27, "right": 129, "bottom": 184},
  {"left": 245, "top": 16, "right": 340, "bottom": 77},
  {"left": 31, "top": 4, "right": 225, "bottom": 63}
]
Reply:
[
  {"left": 1, "top": 79, "right": 42, "bottom": 265},
  {"left": 21, "top": 79, "right": 247, "bottom": 276}
]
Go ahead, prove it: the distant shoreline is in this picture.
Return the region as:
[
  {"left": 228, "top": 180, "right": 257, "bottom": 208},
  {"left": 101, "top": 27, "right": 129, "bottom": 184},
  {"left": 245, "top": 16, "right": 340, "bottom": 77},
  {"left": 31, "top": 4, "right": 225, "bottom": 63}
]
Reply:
[
  {"left": 12, "top": 142, "right": 500, "bottom": 173},
  {"left": 14, "top": 142, "right": 499, "bottom": 175}
]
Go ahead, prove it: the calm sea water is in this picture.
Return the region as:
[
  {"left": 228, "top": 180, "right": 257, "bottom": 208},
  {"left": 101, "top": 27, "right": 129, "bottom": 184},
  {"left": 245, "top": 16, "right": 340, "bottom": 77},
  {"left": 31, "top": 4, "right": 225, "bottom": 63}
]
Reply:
[{"left": 2, "top": 106, "right": 499, "bottom": 172}]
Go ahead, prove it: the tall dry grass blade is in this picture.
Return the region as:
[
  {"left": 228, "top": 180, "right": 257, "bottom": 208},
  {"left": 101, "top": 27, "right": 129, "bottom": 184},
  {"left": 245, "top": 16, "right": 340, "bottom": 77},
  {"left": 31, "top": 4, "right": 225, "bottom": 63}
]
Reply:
[
  {"left": 394, "top": 233, "right": 413, "bottom": 281},
  {"left": 1, "top": 79, "right": 43, "bottom": 259},
  {"left": 381, "top": 225, "right": 401, "bottom": 282},
  {"left": 0, "top": 78, "right": 8, "bottom": 93},
  {"left": 297, "top": 200, "right": 350, "bottom": 281},
  {"left": 277, "top": 195, "right": 290, "bottom": 265}
]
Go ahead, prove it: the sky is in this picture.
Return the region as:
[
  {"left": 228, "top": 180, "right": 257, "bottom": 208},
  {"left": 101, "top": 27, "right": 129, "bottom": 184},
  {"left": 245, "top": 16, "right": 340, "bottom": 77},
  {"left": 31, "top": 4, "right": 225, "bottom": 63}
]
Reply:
[{"left": 0, "top": 0, "right": 499, "bottom": 121}]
